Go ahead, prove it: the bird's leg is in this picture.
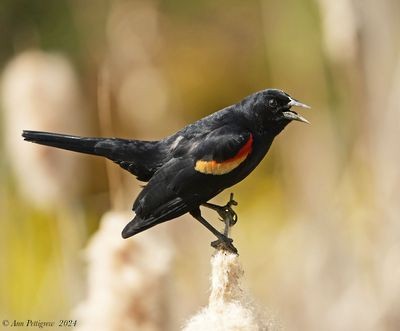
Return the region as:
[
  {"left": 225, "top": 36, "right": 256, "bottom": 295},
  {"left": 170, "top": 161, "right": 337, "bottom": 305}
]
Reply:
[
  {"left": 190, "top": 208, "right": 238, "bottom": 255},
  {"left": 202, "top": 192, "right": 238, "bottom": 228},
  {"left": 201, "top": 193, "right": 238, "bottom": 250}
]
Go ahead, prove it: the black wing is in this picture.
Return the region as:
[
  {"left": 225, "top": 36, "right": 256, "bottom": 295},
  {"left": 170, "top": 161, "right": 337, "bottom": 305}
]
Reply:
[{"left": 122, "top": 127, "right": 253, "bottom": 237}]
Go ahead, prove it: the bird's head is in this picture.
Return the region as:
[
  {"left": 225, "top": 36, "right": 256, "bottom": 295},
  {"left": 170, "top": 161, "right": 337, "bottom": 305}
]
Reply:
[{"left": 242, "top": 89, "right": 310, "bottom": 135}]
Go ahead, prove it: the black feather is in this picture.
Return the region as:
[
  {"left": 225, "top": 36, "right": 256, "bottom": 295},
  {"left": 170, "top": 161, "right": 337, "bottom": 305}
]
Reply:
[
  {"left": 23, "top": 88, "right": 309, "bottom": 243},
  {"left": 22, "top": 130, "right": 165, "bottom": 181}
]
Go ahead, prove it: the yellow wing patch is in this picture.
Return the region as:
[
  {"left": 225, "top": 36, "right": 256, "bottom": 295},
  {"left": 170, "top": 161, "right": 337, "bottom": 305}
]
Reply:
[
  {"left": 195, "top": 155, "right": 248, "bottom": 175},
  {"left": 194, "top": 134, "right": 253, "bottom": 175}
]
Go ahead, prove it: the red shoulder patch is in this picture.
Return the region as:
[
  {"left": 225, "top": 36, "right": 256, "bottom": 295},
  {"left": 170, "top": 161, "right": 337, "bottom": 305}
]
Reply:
[{"left": 195, "top": 134, "right": 253, "bottom": 175}]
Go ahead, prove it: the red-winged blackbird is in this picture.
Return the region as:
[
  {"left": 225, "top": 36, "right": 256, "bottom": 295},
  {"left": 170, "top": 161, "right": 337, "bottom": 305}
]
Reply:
[{"left": 23, "top": 89, "right": 309, "bottom": 254}]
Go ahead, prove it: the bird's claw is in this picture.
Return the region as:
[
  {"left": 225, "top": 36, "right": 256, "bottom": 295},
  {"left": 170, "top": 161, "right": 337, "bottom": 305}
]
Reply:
[
  {"left": 200, "top": 193, "right": 239, "bottom": 254},
  {"left": 220, "top": 192, "right": 238, "bottom": 226},
  {"left": 211, "top": 236, "right": 238, "bottom": 255},
  {"left": 207, "top": 193, "right": 238, "bottom": 226}
]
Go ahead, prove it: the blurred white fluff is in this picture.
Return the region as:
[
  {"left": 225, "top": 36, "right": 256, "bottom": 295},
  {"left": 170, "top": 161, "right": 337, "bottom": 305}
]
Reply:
[
  {"left": 183, "top": 250, "right": 273, "bottom": 331},
  {"left": 317, "top": 0, "right": 358, "bottom": 62},
  {"left": 1, "top": 50, "right": 87, "bottom": 208},
  {"left": 75, "top": 211, "right": 174, "bottom": 331}
]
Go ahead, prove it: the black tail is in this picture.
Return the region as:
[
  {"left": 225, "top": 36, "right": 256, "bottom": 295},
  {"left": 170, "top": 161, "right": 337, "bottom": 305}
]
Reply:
[
  {"left": 22, "top": 130, "right": 103, "bottom": 155},
  {"left": 22, "top": 130, "right": 162, "bottom": 181}
]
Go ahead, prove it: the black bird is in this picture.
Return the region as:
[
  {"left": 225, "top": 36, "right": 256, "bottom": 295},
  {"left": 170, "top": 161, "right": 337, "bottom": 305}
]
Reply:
[{"left": 22, "top": 89, "right": 309, "bottom": 254}]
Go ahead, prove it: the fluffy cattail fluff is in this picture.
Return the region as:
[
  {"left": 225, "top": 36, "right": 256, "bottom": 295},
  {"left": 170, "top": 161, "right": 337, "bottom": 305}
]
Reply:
[
  {"left": 183, "top": 250, "right": 275, "bottom": 331},
  {"left": 1, "top": 50, "right": 87, "bottom": 209},
  {"left": 74, "top": 211, "right": 174, "bottom": 331}
]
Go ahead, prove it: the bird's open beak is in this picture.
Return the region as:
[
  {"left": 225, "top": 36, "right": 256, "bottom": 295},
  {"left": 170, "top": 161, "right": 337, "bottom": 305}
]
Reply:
[
  {"left": 287, "top": 99, "right": 311, "bottom": 109},
  {"left": 282, "top": 98, "right": 311, "bottom": 124}
]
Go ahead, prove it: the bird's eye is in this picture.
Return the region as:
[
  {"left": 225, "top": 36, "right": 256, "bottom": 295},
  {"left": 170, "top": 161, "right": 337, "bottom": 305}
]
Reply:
[{"left": 268, "top": 99, "right": 278, "bottom": 108}]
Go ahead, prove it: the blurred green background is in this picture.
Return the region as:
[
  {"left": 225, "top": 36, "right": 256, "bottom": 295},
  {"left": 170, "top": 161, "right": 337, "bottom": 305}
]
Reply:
[{"left": 1, "top": 0, "right": 400, "bottom": 330}]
